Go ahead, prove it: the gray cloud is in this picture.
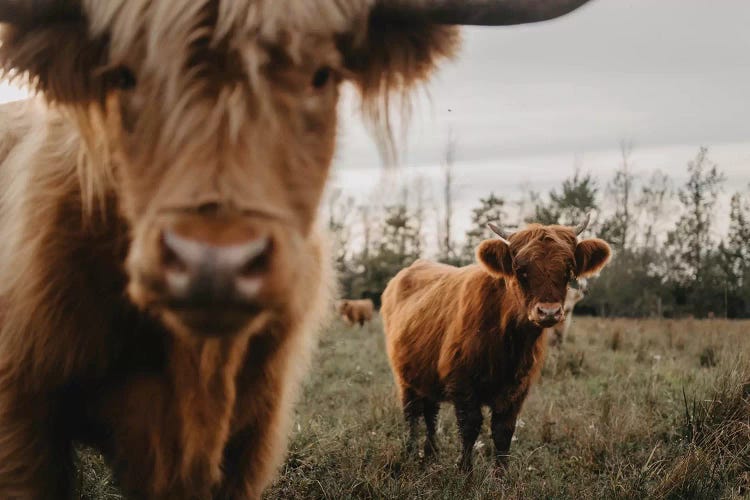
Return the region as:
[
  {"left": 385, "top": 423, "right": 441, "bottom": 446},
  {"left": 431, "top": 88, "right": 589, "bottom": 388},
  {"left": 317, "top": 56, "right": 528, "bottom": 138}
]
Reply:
[{"left": 333, "top": 0, "right": 750, "bottom": 171}]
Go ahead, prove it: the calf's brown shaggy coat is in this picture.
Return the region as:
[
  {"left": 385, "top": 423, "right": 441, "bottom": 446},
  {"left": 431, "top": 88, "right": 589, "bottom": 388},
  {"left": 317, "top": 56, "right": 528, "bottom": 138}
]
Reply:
[{"left": 381, "top": 223, "right": 611, "bottom": 471}]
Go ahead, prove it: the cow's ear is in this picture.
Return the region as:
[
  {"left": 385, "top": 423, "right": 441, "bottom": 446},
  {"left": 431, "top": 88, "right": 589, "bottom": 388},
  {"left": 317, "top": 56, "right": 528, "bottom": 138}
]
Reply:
[
  {"left": 0, "top": 1, "right": 109, "bottom": 103},
  {"left": 575, "top": 238, "right": 611, "bottom": 278},
  {"left": 340, "top": 10, "right": 459, "bottom": 148},
  {"left": 477, "top": 239, "right": 512, "bottom": 279}
]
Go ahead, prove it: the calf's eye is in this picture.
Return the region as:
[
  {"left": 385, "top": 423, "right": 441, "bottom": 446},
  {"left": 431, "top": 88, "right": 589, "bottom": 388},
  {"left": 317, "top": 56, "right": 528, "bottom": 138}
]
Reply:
[
  {"left": 311, "top": 66, "right": 332, "bottom": 89},
  {"left": 516, "top": 267, "right": 528, "bottom": 282}
]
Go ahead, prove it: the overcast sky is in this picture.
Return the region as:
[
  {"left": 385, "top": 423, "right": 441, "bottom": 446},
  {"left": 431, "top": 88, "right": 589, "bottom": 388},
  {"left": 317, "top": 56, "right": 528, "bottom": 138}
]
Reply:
[
  {"left": 1, "top": 0, "right": 748, "bottom": 242},
  {"left": 330, "top": 0, "right": 750, "bottom": 240}
]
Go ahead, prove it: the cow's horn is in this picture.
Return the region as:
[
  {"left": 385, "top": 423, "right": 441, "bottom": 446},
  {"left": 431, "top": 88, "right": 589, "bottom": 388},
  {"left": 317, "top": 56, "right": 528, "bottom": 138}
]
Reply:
[
  {"left": 0, "top": 1, "right": 77, "bottom": 24},
  {"left": 0, "top": 1, "right": 23, "bottom": 22},
  {"left": 377, "top": 0, "right": 594, "bottom": 26},
  {"left": 573, "top": 212, "right": 591, "bottom": 236},
  {"left": 488, "top": 222, "right": 512, "bottom": 243}
]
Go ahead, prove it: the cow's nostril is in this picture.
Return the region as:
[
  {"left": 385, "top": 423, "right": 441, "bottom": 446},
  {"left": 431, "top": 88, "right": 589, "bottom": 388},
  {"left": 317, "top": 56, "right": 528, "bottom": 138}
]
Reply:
[
  {"left": 536, "top": 303, "right": 564, "bottom": 319},
  {"left": 195, "top": 202, "right": 221, "bottom": 215},
  {"left": 214, "top": 237, "right": 270, "bottom": 273},
  {"left": 239, "top": 240, "right": 272, "bottom": 277},
  {"left": 161, "top": 229, "right": 209, "bottom": 271},
  {"left": 161, "top": 236, "right": 188, "bottom": 273}
]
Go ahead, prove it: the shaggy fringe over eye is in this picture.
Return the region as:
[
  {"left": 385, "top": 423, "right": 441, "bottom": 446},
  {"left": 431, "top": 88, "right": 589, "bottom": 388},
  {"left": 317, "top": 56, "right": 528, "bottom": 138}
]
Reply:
[{"left": 1, "top": 0, "right": 460, "bottom": 211}]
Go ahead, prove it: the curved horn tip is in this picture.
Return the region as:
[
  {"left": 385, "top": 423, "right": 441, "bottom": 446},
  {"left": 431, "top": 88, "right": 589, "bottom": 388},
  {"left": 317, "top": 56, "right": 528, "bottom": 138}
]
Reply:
[
  {"left": 407, "top": 0, "right": 596, "bottom": 27},
  {"left": 574, "top": 212, "right": 592, "bottom": 235},
  {"left": 0, "top": 1, "right": 70, "bottom": 23},
  {"left": 487, "top": 222, "right": 511, "bottom": 243}
]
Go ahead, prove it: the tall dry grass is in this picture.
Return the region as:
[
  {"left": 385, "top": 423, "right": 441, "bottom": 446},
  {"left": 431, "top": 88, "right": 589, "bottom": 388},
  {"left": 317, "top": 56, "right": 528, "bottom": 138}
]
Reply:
[{"left": 77, "top": 317, "right": 749, "bottom": 498}]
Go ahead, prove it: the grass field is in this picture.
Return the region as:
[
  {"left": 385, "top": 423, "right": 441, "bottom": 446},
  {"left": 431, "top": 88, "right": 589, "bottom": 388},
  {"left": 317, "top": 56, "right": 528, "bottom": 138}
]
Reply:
[{"left": 80, "top": 317, "right": 750, "bottom": 499}]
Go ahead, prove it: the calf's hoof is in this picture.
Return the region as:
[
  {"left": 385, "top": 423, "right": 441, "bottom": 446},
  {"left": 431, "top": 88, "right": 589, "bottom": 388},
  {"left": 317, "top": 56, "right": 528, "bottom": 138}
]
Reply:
[
  {"left": 423, "top": 443, "right": 438, "bottom": 460},
  {"left": 456, "top": 454, "right": 474, "bottom": 474}
]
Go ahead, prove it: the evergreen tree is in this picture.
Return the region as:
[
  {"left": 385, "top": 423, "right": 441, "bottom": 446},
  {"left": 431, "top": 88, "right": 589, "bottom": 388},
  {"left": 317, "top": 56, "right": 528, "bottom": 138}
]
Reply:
[
  {"left": 664, "top": 147, "right": 725, "bottom": 285},
  {"left": 663, "top": 147, "right": 725, "bottom": 316},
  {"left": 530, "top": 167, "right": 598, "bottom": 228},
  {"left": 353, "top": 198, "right": 422, "bottom": 307},
  {"left": 326, "top": 190, "right": 356, "bottom": 296},
  {"left": 599, "top": 143, "right": 635, "bottom": 250},
  {"left": 437, "top": 136, "right": 458, "bottom": 263},
  {"left": 718, "top": 192, "right": 750, "bottom": 316},
  {"left": 460, "top": 193, "right": 507, "bottom": 265},
  {"left": 634, "top": 170, "right": 671, "bottom": 249}
]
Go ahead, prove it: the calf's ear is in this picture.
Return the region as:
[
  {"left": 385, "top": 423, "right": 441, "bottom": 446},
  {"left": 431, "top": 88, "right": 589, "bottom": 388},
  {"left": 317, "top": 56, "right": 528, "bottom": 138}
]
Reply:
[
  {"left": 477, "top": 239, "right": 512, "bottom": 279},
  {"left": 575, "top": 238, "right": 611, "bottom": 277}
]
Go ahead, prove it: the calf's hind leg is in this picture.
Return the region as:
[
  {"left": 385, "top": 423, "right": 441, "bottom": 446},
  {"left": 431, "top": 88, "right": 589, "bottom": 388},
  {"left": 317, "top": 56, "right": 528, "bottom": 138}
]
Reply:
[
  {"left": 422, "top": 399, "right": 439, "bottom": 458},
  {"left": 401, "top": 387, "right": 424, "bottom": 457}
]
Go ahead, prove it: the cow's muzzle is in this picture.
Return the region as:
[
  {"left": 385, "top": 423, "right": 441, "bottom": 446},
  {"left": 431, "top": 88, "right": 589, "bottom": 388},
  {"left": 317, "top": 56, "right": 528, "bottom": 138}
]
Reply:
[
  {"left": 161, "top": 229, "right": 271, "bottom": 305},
  {"left": 132, "top": 211, "right": 284, "bottom": 336},
  {"left": 530, "top": 302, "right": 564, "bottom": 328}
]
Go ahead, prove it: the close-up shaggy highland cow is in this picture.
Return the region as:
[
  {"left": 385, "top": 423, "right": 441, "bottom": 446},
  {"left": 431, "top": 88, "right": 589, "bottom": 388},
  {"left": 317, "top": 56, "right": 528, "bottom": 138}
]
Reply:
[{"left": 0, "top": 1, "right": 593, "bottom": 498}]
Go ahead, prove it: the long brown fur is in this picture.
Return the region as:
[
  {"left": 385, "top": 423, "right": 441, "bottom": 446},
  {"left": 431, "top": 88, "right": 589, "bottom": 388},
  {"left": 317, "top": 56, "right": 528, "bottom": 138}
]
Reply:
[
  {"left": 381, "top": 223, "right": 611, "bottom": 471},
  {"left": 0, "top": 1, "right": 459, "bottom": 498}
]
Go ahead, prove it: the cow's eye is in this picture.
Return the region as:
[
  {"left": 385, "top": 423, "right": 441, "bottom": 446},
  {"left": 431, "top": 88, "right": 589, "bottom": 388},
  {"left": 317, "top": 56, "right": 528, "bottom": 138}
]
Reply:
[
  {"left": 105, "top": 66, "right": 137, "bottom": 91},
  {"left": 311, "top": 66, "right": 332, "bottom": 89},
  {"left": 515, "top": 266, "right": 528, "bottom": 282}
]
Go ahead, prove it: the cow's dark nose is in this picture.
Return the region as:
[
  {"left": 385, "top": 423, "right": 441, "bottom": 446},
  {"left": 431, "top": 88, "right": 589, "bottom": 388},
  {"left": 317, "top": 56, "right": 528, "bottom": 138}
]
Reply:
[
  {"left": 161, "top": 229, "right": 270, "bottom": 304},
  {"left": 535, "top": 303, "right": 564, "bottom": 322}
]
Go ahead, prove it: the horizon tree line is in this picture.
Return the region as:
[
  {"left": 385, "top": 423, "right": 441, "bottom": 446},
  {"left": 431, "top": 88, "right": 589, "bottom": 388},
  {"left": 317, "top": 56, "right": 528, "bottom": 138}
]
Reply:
[{"left": 327, "top": 145, "right": 750, "bottom": 318}]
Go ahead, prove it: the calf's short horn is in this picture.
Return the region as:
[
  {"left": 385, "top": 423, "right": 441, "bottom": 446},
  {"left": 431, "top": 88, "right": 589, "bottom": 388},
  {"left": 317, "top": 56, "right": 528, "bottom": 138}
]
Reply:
[
  {"left": 488, "top": 222, "right": 512, "bottom": 243},
  {"left": 573, "top": 212, "right": 591, "bottom": 235}
]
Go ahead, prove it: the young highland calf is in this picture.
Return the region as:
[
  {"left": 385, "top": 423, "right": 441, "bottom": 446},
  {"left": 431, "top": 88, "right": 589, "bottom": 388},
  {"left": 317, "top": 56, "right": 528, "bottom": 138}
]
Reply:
[
  {"left": 381, "top": 217, "right": 611, "bottom": 471},
  {"left": 337, "top": 299, "right": 375, "bottom": 327},
  {"left": 0, "top": 0, "right": 593, "bottom": 497},
  {"left": 547, "top": 281, "right": 587, "bottom": 347}
]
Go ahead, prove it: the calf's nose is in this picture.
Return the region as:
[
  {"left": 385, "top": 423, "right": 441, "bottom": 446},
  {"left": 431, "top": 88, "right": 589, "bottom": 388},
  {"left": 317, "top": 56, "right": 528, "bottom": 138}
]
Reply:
[
  {"left": 161, "top": 229, "right": 270, "bottom": 304},
  {"left": 536, "top": 303, "right": 564, "bottom": 321}
]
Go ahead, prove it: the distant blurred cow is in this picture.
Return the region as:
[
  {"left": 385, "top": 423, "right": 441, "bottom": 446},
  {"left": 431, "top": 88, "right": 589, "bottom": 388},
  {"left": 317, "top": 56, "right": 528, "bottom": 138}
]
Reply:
[
  {"left": 338, "top": 299, "right": 375, "bottom": 327},
  {"left": 381, "top": 216, "right": 611, "bottom": 472},
  {"left": 547, "top": 280, "right": 587, "bottom": 347}
]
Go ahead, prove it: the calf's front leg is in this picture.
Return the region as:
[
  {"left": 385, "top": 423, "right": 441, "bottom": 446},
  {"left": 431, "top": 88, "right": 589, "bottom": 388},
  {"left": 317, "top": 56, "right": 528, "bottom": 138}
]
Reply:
[
  {"left": 490, "top": 410, "right": 516, "bottom": 471},
  {"left": 453, "top": 396, "right": 482, "bottom": 472},
  {"left": 490, "top": 397, "right": 525, "bottom": 472}
]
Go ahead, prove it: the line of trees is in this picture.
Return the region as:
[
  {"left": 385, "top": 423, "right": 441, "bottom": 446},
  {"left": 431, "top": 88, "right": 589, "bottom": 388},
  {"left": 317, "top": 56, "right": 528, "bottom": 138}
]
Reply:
[{"left": 328, "top": 145, "right": 750, "bottom": 318}]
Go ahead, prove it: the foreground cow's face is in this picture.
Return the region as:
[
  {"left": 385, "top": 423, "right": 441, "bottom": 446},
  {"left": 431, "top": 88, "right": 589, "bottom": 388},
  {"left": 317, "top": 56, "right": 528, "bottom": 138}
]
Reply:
[
  {"left": 116, "top": 31, "right": 346, "bottom": 336},
  {"left": 477, "top": 218, "right": 610, "bottom": 328},
  {"left": 0, "top": 1, "right": 453, "bottom": 337},
  {"left": 0, "top": 0, "right": 594, "bottom": 336}
]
